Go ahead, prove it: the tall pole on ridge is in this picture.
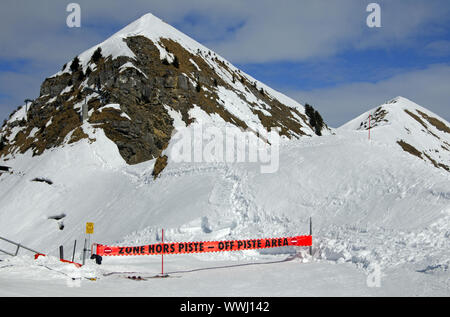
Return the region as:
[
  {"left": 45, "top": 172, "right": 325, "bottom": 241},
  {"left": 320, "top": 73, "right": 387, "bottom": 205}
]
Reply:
[{"left": 24, "top": 99, "right": 33, "bottom": 122}]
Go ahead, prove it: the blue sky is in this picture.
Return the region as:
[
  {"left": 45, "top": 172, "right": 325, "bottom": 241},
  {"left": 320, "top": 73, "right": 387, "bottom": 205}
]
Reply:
[{"left": 0, "top": 0, "right": 449, "bottom": 127}]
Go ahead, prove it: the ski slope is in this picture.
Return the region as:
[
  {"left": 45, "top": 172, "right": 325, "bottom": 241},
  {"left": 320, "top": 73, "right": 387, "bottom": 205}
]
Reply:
[
  {"left": 1, "top": 253, "right": 447, "bottom": 297},
  {"left": 0, "top": 107, "right": 449, "bottom": 296}
]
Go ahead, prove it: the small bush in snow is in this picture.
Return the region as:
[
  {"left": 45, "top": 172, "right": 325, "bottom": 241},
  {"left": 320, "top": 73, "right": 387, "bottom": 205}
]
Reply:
[
  {"left": 91, "top": 47, "right": 103, "bottom": 63},
  {"left": 70, "top": 56, "right": 80, "bottom": 73}
]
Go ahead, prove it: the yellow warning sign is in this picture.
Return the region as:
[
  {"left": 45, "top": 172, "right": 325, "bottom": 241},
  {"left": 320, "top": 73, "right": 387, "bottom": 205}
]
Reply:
[{"left": 86, "top": 222, "right": 94, "bottom": 234}]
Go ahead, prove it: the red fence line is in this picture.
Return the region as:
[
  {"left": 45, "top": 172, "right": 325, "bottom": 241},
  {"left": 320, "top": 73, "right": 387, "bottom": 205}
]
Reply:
[{"left": 95, "top": 235, "right": 312, "bottom": 257}]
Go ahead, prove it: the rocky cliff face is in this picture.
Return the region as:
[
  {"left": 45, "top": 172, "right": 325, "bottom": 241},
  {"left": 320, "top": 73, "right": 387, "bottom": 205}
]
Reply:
[{"left": 0, "top": 13, "right": 327, "bottom": 176}]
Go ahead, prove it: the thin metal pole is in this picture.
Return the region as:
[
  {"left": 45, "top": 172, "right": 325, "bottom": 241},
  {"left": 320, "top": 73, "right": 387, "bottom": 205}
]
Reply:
[
  {"left": 0, "top": 248, "right": 15, "bottom": 256},
  {"left": 0, "top": 236, "right": 40, "bottom": 255},
  {"left": 72, "top": 240, "right": 77, "bottom": 262},
  {"left": 88, "top": 234, "right": 91, "bottom": 258},
  {"left": 24, "top": 99, "right": 33, "bottom": 122},
  {"left": 309, "top": 217, "right": 312, "bottom": 256},
  {"left": 14, "top": 244, "right": 20, "bottom": 256},
  {"left": 82, "top": 238, "right": 87, "bottom": 265}
]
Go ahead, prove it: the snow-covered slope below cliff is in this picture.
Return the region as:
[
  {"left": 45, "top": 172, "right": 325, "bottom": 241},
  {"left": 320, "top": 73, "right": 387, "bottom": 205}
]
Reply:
[{"left": 0, "top": 112, "right": 448, "bottom": 295}]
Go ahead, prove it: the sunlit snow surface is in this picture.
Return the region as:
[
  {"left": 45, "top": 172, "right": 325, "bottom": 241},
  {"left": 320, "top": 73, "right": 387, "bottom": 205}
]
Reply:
[{"left": 0, "top": 115, "right": 449, "bottom": 296}]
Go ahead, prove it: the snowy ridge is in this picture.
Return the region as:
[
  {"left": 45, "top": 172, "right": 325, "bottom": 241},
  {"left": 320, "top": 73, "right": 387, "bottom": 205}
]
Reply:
[{"left": 340, "top": 96, "right": 450, "bottom": 172}]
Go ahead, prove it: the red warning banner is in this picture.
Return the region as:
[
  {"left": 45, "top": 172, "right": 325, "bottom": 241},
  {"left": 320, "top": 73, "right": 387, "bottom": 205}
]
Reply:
[{"left": 95, "top": 235, "right": 312, "bottom": 257}]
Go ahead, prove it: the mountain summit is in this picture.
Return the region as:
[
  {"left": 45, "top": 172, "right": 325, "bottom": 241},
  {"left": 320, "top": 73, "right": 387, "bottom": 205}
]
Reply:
[
  {"left": 0, "top": 13, "right": 327, "bottom": 176},
  {"left": 340, "top": 96, "right": 450, "bottom": 172}
]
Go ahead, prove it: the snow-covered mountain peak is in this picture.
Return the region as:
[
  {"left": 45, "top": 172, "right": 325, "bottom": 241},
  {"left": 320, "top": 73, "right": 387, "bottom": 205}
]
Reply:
[
  {"left": 0, "top": 12, "right": 328, "bottom": 176},
  {"left": 56, "top": 12, "right": 208, "bottom": 76},
  {"left": 340, "top": 96, "right": 450, "bottom": 172},
  {"left": 115, "top": 12, "right": 204, "bottom": 50}
]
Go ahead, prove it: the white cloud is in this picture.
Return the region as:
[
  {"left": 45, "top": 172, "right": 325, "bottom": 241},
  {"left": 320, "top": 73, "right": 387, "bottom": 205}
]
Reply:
[
  {"left": 1, "top": 0, "right": 449, "bottom": 64},
  {"left": 204, "top": 0, "right": 450, "bottom": 63},
  {"left": 424, "top": 41, "right": 450, "bottom": 57},
  {"left": 0, "top": 0, "right": 449, "bottom": 123}
]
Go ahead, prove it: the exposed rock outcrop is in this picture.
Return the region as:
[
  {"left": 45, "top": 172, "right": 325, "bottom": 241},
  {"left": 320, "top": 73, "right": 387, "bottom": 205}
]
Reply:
[{"left": 0, "top": 13, "right": 328, "bottom": 177}]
